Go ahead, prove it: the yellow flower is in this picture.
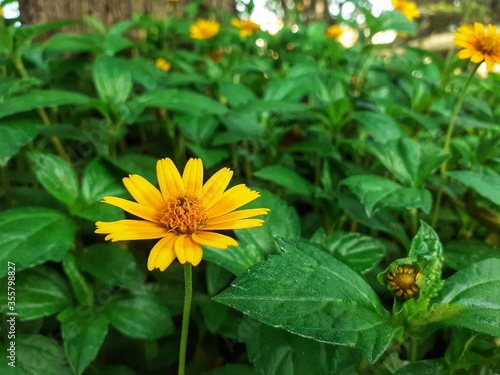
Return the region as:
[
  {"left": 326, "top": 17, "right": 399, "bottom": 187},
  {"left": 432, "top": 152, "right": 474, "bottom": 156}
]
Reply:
[
  {"left": 155, "top": 57, "right": 171, "bottom": 72},
  {"left": 0, "top": 7, "right": 3, "bottom": 18},
  {"left": 391, "top": 0, "right": 420, "bottom": 21},
  {"left": 189, "top": 19, "right": 220, "bottom": 40},
  {"left": 454, "top": 22, "right": 500, "bottom": 72},
  {"left": 96, "top": 158, "right": 269, "bottom": 271},
  {"left": 325, "top": 24, "right": 344, "bottom": 39},
  {"left": 387, "top": 265, "right": 421, "bottom": 300},
  {"left": 231, "top": 18, "right": 261, "bottom": 37}
]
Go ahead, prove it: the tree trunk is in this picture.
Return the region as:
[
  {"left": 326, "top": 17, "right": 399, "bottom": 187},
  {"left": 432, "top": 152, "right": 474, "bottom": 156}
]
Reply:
[{"left": 18, "top": 0, "right": 235, "bottom": 26}]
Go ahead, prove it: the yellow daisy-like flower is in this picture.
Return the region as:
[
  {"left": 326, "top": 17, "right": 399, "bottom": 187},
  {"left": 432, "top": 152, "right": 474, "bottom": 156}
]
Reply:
[
  {"left": 154, "top": 57, "right": 171, "bottom": 72},
  {"left": 189, "top": 19, "right": 220, "bottom": 40},
  {"left": 387, "top": 265, "right": 421, "bottom": 300},
  {"left": 325, "top": 24, "right": 344, "bottom": 39},
  {"left": 95, "top": 158, "right": 269, "bottom": 271},
  {"left": 231, "top": 18, "right": 261, "bottom": 37},
  {"left": 454, "top": 22, "right": 500, "bottom": 72},
  {"left": 391, "top": 0, "right": 420, "bottom": 21}
]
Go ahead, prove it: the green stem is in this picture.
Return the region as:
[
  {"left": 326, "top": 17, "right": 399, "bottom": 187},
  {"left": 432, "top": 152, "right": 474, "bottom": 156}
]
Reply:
[
  {"left": 431, "top": 64, "right": 478, "bottom": 228},
  {"left": 178, "top": 263, "right": 192, "bottom": 375},
  {"left": 409, "top": 338, "right": 418, "bottom": 362}
]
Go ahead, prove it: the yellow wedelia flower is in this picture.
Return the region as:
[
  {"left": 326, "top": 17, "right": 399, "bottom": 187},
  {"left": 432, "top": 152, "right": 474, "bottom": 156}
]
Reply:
[
  {"left": 325, "top": 24, "right": 344, "bottom": 39},
  {"left": 391, "top": 0, "right": 420, "bottom": 21},
  {"left": 189, "top": 19, "right": 220, "bottom": 40},
  {"left": 95, "top": 158, "right": 269, "bottom": 271},
  {"left": 231, "top": 18, "right": 261, "bottom": 37},
  {"left": 155, "top": 57, "right": 171, "bottom": 72},
  {"left": 454, "top": 22, "right": 500, "bottom": 72}
]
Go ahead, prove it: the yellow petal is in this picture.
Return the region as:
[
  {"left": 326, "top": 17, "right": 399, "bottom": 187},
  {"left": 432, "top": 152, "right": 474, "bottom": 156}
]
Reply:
[
  {"left": 174, "top": 235, "right": 203, "bottom": 266},
  {"left": 470, "top": 51, "right": 485, "bottom": 63},
  {"left": 157, "top": 158, "right": 184, "bottom": 199},
  {"left": 192, "top": 231, "right": 238, "bottom": 249},
  {"left": 147, "top": 233, "right": 177, "bottom": 271},
  {"left": 123, "top": 174, "right": 164, "bottom": 209},
  {"left": 474, "top": 22, "right": 485, "bottom": 35},
  {"left": 206, "top": 185, "right": 260, "bottom": 217},
  {"left": 182, "top": 158, "right": 203, "bottom": 195},
  {"left": 204, "top": 218, "right": 265, "bottom": 230},
  {"left": 200, "top": 167, "right": 233, "bottom": 209},
  {"left": 485, "top": 55, "right": 494, "bottom": 72},
  {"left": 95, "top": 220, "right": 168, "bottom": 241},
  {"left": 487, "top": 23, "right": 497, "bottom": 35},
  {"left": 174, "top": 234, "right": 187, "bottom": 264},
  {"left": 457, "top": 48, "right": 473, "bottom": 59},
  {"left": 207, "top": 208, "right": 269, "bottom": 225},
  {"left": 101, "top": 196, "right": 159, "bottom": 222}
]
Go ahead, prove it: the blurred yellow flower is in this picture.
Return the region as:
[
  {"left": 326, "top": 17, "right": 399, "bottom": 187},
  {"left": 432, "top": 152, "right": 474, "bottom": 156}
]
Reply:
[
  {"left": 96, "top": 158, "right": 269, "bottom": 271},
  {"left": 231, "top": 18, "right": 261, "bottom": 37},
  {"left": 0, "top": 7, "right": 3, "bottom": 18},
  {"left": 454, "top": 22, "right": 500, "bottom": 72},
  {"left": 325, "top": 24, "right": 344, "bottom": 39},
  {"left": 189, "top": 19, "right": 220, "bottom": 40},
  {"left": 391, "top": 0, "right": 420, "bottom": 21},
  {"left": 155, "top": 57, "right": 171, "bottom": 72}
]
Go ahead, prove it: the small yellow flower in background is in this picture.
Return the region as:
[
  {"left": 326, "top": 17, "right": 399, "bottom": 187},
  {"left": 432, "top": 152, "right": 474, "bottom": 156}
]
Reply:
[
  {"left": 387, "top": 265, "right": 421, "bottom": 300},
  {"left": 189, "top": 19, "right": 220, "bottom": 40},
  {"left": 155, "top": 57, "right": 171, "bottom": 72},
  {"left": 325, "top": 24, "right": 344, "bottom": 39},
  {"left": 231, "top": 18, "right": 261, "bottom": 37},
  {"left": 391, "top": 0, "right": 420, "bottom": 21},
  {"left": 0, "top": 6, "right": 3, "bottom": 18},
  {"left": 454, "top": 22, "right": 500, "bottom": 72},
  {"left": 96, "top": 158, "right": 269, "bottom": 271}
]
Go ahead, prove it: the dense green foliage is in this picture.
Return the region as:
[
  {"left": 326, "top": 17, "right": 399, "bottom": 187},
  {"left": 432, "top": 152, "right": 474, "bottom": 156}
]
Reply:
[{"left": 0, "top": 4, "right": 499, "bottom": 375}]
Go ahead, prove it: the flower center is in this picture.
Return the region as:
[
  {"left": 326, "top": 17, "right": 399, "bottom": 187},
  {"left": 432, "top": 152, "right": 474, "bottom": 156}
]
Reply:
[
  {"left": 478, "top": 35, "right": 500, "bottom": 55},
  {"left": 160, "top": 195, "right": 207, "bottom": 234},
  {"left": 387, "top": 266, "right": 421, "bottom": 300}
]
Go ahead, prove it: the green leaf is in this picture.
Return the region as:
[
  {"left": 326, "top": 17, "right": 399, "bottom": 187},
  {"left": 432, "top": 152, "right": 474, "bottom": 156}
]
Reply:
[
  {"left": 435, "top": 258, "right": 500, "bottom": 336},
  {"left": 135, "top": 89, "right": 227, "bottom": 115},
  {"left": 0, "top": 207, "right": 76, "bottom": 278},
  {"left": 394, "top": 359, "right": 449, "bottom": 375},
  {"left": 341, "top": 175, "right": 432, "bottom": 215},
  {"left": 204, "top": 243, "right": 265, "bottom": 276},
  {"left": 0, "top": 334, "right": 72, "bottom": 375},
  {"left": 254, "top": 165, "right": 315, "bottom": 196},
  {"left": 0, "top": 90, "right": 92, "bottom": 119},
  {"left": 108, "top": 153, "right": 158, "bottom": 184},
  {"left": 186, "top": 143, "right": 229, "bottom": 169},
  {"left": 77, "top": 158, "right": 126, "bottom": 222},
  {"left": 0, "top": 266, "right": 73, "bottom": 320},
  {"left": 311, "top": 230, "right": 387, "bottom": 274},
  {"left": 218, "top": 81, "right": 256, "bottom": 107},
  {"left": 76, "top": 243, "right": 145, "bottom": 289},
  {"left": 28, "top": 151, "right": 79, "bottom": 208},
  {"left": 246, "top": 323, "right": 360, "bottom": 375},
  {"left": 214, "top": 238, "right": 402, "bottom": 363},
  {"left": 349, "top": 111, "right": 405, "bottom": 142},
  {"left": 0, "top": 119, "right": 43, "bottom": 167},
  {"left": 236, "top": 100, "right": 308, "bottom": 114},
  {"left": 444, "top": 240, "right": 500, "bottom": 271},
  {"left": 105, "top": 293, "right": 174, "bottom": 339},
  {"left": 176, "top": 113, "right": 219, "bottom": 144},
  {"left": 62, "top": 253, "right": 94, "bottom": 307},
  {"left": 58, "top": 307, "right": 110, "bottom": 375},
  {"left": 204, "top": 364, "right": 257, "bottom": 375},
  {"left": 234, "top": 189, "right": 300, "bottom": 255},
  {"left": 93, "top": 56, "right": 132, "bottom": 103},
  {"left": 446, "top": 171, "right": 500, "bottom": 206}
]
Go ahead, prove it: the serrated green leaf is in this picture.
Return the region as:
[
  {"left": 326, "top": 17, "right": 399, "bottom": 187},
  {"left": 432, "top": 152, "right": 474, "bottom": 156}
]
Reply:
[
  {"left": 58, "top": 307, "right": 109, "bottom": 375},
  {"left": 204, "top": 243, "right": 265, "bottom": 276},
  {"left": 214, "top": 238, "right": 401, "bottom": 363},
  {"left": 93, "top": 56, "right": 132, "bottom": 103},
  {"left": 0, "top": 90, "right": 92, "bottom": 119},
  {"left": 28, "top": 151, "right": 79, "bottom": 208},
  {"left": 0, "top": 119, "right": 43, "bottom": 167},
  {"left": 0, "top": 334, "right": 72, "bottom": 375},
  {"left": 446, "top": 171, "right": 500, "bottom": 206},
  {"left": 105, "top": 293, "right": 174, "bottom": 339},
  {"left": 435, "top": 258, "right": 500, "bottom": 336},
  {"left": 76, "top": 243, "right": 145, "bottom": 289},
  {"left": 219, "top": 81, "right": 256, "bottom": 107},
  {"left": 246, "top": 323, "right": 360, "bottom": 375},
  {"left": 0, "top": 207, "right": 76, "bottom": 277},
  {"left": 350, "top": 111, "right": 405, "bottom": 142},
  {"left": 0, "top": 266, "right": 72, "bottom": 320}
]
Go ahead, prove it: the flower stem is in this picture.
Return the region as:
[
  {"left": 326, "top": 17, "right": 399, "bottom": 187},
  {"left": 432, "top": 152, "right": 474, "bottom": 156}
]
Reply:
[
  {"left": 178, "top": 263, "right": 193, "bottom": 375},
  {"left": 431, "top": 65, "right": 478, "bottom": 228}
]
